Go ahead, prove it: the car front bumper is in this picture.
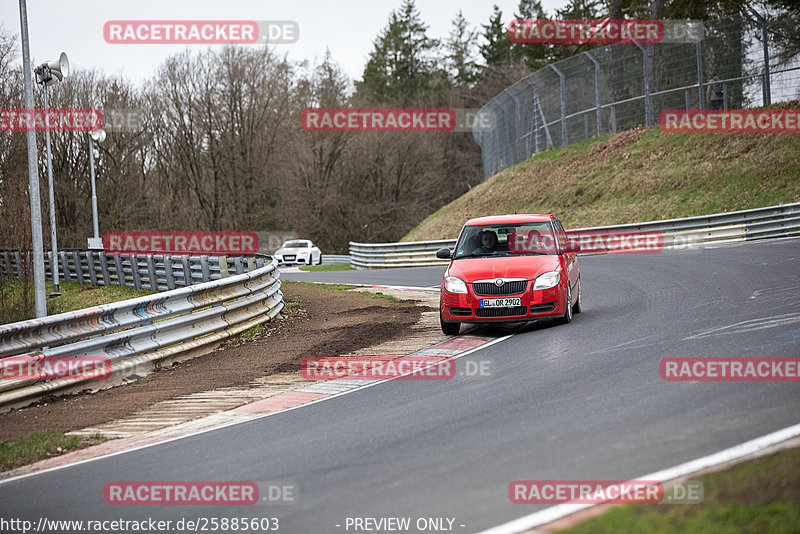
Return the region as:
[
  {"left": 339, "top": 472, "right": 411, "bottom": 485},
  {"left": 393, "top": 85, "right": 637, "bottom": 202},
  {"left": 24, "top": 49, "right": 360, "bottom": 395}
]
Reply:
[{"left": 440, "top": 282, "right": 567, "bottom": 323}]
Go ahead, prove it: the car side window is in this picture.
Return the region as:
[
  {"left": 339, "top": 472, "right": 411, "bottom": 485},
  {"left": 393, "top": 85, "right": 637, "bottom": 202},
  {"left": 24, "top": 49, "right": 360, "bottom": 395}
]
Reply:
[{"left": 554, "top": 220, "right": 568, "bottom": 251}]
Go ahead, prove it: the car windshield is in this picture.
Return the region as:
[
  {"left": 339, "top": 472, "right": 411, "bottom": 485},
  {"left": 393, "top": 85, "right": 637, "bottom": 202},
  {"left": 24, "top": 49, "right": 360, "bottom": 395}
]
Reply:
[
  {"left": 453, "top": 222, "right": 559, "bottom": 258},
  {"left": 283, "top": 241, "right": 309, "bottom": 248}
]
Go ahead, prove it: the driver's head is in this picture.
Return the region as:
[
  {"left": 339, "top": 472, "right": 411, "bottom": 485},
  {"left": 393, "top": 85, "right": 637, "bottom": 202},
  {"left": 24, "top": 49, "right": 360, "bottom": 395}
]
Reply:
[{"left": 481, "top": 230, "right": 498, "bottom": 249}]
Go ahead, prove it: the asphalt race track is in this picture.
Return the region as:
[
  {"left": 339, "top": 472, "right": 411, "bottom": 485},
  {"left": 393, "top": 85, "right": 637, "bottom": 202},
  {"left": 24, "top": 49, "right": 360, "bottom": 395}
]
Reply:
[{"left": 2, "top": 239, "right": 799, "bottom": 533}]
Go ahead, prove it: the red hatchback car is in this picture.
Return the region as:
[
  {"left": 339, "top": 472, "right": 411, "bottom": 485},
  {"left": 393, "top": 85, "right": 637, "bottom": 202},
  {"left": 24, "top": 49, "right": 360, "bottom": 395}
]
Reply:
[{"left": 436, "top": 214, "right": 582, "bottom": 335}]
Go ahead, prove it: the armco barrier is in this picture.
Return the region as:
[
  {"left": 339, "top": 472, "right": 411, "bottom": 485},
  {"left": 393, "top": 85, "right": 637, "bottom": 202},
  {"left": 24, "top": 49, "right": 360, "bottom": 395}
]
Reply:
[
  {"left": 0, "top": 258, "right": 283, "bottom": 410},
  {"left": 349, "top": 202, "right": 800, "bottom": 269},
  {"left": 0, "top": 251, "right": 270, "bottom": 290},
  {"left": 321, "top": 254, "right": 351, "bottom": 265}
]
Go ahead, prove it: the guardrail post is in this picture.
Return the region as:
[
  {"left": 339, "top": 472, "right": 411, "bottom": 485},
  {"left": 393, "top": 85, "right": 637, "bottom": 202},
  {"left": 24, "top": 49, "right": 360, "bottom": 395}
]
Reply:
[
  {"left": 86, "top": 252, "right": 98, "bottom": 286},
  {"left": 44, "top": 250, "right": 51, "bottom": 280},
  {"left": 130, "top": 255, "right": 141, "bottom": 290},
  {"left": 58, "top": 251, "right": 68, "bottom": 282},
  {"left": 113, "top": 254, "right": 124, "bottom": 286},
  {"left": 247, "top": 257, "right": 256, "bottom": 271},
  {"left": 99, "top": 252, "right": 110, "bottom": 286},
  {"left": 2, "top": 252, "right": 9, "bottom": 277},
  {"left": 13, "top": 252, "right": 22, "bottom": 280},
  {"left": 72, "top": 251, "right": 84, "bottom": 284},
  {"left": 146, "top": 255, "right": 158, "bottom": 290},
  {"left": 218, "top": 255, "right": 229, "bottom": 278},
  {"left": 164, "top": 256, "right": 175, "bottom": 290},
  {"left": 180, "top": 256, "right": 192, "bottom": 287},
  {"left": 234, "top": 256, "right": 244, "bottom": 274},
  {"left": 200, "top": 256, "right": 211, "bottom": 282}
]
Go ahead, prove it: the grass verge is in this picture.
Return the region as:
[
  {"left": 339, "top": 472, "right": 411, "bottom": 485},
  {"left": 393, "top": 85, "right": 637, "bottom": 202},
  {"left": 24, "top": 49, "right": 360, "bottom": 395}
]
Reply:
[
  {"left": 283, "top": 281, "right": 357, "bottom": 292},
  {"left": 0, "top": 431, "right": 108, "bottom": 472},
  {"left": 0, "top": 279, "right": 153, "bottom": 324},
  {"left": 299, "top": 262, "right": 354, "bottom": 272},
  {"left": 562, "top": 446, "right": 800, "bottom": 533}
]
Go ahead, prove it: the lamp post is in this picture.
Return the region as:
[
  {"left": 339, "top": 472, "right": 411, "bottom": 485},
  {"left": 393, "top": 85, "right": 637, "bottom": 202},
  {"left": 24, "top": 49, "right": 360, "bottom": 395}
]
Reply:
[
  {"left": 17, "top": 0, "right": 46, "bottom": 317},
  {"left": 87, "top": 129, "right": 106, "bottom": 250},
  {"left": 34, "top": 52, "right": 69, "bottom": 297}
]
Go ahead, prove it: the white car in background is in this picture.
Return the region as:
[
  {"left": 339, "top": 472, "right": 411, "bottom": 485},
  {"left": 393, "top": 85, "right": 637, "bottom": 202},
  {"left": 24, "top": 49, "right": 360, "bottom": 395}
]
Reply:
[{"left": 274, "top": 239, "right": 322, "bottom": 265}]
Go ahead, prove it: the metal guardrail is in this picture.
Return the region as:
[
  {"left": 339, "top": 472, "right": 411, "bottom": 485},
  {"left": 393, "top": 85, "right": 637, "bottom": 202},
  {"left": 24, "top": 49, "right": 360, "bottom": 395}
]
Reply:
[
  {"left": 0, "top": 258, "right": 283, "bottom": 410},
  {"left": 349, "top": 202, "right": 800, "bottom": 269},
  {"left": 321, "top": 254, "right": 351, "bottom": 265},
  {"left": 0, "top": 250, "right": 271, "bottom": 291}
]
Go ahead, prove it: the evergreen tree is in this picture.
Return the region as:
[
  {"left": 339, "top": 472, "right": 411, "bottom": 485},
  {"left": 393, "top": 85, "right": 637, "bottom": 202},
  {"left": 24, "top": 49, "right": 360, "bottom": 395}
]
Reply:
[
  {"left": 480, "top": 5, "right": 513, "bottom": 67},
  {"left": 361, "top": 0, "right": 440, "bottom": 102},
  {"left": 445, "top": 10, "right": 480, "bottom": 86},
  {"left": 512, "top": 0, "right": 551, "bottom": 71}
]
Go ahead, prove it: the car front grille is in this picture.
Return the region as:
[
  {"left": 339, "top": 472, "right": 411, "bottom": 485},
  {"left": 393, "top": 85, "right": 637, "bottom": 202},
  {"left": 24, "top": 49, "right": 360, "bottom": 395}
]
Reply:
[
  {"left": 448, "top": 307, "right": 472, "bottom": 317},
  {"left": 472, "top": 280, "right": 527, "bottom": 296},
  {"left": 474, "top": 306, "right": 528, "bottom": 318},
  {"left": 530, "top": 302, "right": 557, "bottom": 313}
]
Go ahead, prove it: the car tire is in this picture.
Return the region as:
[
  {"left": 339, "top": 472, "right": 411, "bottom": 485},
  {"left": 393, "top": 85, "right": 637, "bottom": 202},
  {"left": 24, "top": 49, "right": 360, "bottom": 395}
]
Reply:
[
  {"left": 318, "top": 254, "right": 323, "bottom": 265},
  {"left": 559, "top": 284, "right": 573, "bottom": 324},
  {"left": 572, "top": 277, "right": 582, "bottom": 314},
  {"left": 440, "top": 311, "right": 460, "bottom": 335},
  {"left": 307, "top": 256, "right": 313, "bottom": 265}
]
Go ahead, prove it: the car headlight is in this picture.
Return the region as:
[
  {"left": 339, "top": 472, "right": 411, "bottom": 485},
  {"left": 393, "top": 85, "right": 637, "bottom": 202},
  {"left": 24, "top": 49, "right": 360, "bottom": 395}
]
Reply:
[
  {"left": 533, "top": 271, "right": 560, "bottom": 290},
  {"left": 444, "top": 276, "right": 468, "bottom": 294}
]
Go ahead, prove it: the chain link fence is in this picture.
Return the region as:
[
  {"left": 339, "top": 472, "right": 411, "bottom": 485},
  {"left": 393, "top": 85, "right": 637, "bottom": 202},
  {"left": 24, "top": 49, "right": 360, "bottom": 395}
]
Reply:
[{"left": 473, "top": 15, "right": 800, "bottom": 179}]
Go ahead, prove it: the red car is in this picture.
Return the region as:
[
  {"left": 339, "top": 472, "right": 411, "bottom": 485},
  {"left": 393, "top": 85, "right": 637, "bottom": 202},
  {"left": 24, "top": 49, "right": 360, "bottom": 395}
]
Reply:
[{"left": 436, "top": 214, "right": 582, "bottom": 335}]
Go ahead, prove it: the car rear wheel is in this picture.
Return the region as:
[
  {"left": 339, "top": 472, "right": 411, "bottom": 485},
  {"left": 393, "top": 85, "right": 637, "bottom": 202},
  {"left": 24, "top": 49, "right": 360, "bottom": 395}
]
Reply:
[
  {"left": 572, "top": 277, "right": 582, "bottom": 314},
  {"left": 440, "top": 311, "right": 460, "bottom": 335},
  {"left": 559, "top": 285, "right": 573, "bottom": 324}
]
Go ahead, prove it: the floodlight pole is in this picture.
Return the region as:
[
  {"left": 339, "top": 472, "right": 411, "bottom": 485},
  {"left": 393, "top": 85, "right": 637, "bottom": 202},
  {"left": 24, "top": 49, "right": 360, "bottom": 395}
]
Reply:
[
  {"left": 18, "top": 0, "right": 47, "bottom": 316},
  {"left": 39, "top": 78, "right": 61, "bottom": 296},
  {"left": 89, "top": 135, "right": 99, "bottom": 239}
]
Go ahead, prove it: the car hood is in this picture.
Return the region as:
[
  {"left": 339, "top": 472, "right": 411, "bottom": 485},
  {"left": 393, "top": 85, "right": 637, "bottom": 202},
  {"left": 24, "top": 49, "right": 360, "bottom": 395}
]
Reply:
[
  {"left": 447, "top": 254, "right": 560, "bottom": 281},
  {"left": 277, "top": 247, "right": 309, "bottom": 254}
]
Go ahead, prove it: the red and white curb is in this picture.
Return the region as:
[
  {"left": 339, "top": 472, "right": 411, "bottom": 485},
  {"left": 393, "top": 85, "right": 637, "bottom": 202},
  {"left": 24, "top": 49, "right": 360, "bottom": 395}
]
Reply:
[{"left": 0, "top": 333, "right": 510, "bottom": 484}]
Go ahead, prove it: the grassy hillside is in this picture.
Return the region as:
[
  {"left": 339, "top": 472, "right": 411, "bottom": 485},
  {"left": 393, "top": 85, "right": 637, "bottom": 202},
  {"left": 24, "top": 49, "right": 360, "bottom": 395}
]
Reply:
[{"left": 403, "top": 115, "right": 800, "bottom": 241}]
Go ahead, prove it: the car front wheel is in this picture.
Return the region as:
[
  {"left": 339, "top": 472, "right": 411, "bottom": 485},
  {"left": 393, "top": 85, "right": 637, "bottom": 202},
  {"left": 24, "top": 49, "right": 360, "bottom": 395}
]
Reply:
[
  {"left": 559, "top": 284, "right": 573, "bottom": 324},
  {"left": 440, "top": 311, "right": 460, "bottom": 335},
  {"left": 572, "top": 277, "right": 582, "bottom": 314}
]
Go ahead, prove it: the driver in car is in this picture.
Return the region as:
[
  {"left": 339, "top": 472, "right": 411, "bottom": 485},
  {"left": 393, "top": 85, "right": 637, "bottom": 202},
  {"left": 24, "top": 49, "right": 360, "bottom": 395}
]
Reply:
[{"left": 472, "top": 230, "right": 499, "bottom": 255}]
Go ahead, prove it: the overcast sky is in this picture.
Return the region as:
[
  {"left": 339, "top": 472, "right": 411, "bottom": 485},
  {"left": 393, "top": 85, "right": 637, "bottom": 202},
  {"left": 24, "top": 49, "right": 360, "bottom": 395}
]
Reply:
[{"left": 2, "top": 0, "right": 567, "bottom": 85}]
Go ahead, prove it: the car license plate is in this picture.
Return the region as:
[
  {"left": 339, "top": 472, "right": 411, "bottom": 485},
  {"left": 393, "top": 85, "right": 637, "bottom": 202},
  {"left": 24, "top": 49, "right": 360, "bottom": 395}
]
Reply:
[
  {"left": 480, "top": 298, "right": 522, "bottom": 308},
  {"left": 284, "top": 256, "right": 295, "bottom": 261}
]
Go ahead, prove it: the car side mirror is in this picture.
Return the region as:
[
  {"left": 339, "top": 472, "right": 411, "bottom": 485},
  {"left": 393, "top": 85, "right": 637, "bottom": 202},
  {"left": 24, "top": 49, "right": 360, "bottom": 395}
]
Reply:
[
  {"left": 436, "top": 247, "right": 452, "bottom": 259},
  {"left": 564, "top": 240, "right": 581, "bottom": 253}
]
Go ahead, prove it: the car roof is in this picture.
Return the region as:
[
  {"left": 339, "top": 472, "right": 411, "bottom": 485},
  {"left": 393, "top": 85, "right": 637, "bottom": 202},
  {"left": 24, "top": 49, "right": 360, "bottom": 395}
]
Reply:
[{"left": 464, "top": 214, "right": 556, "bottom": 226}]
